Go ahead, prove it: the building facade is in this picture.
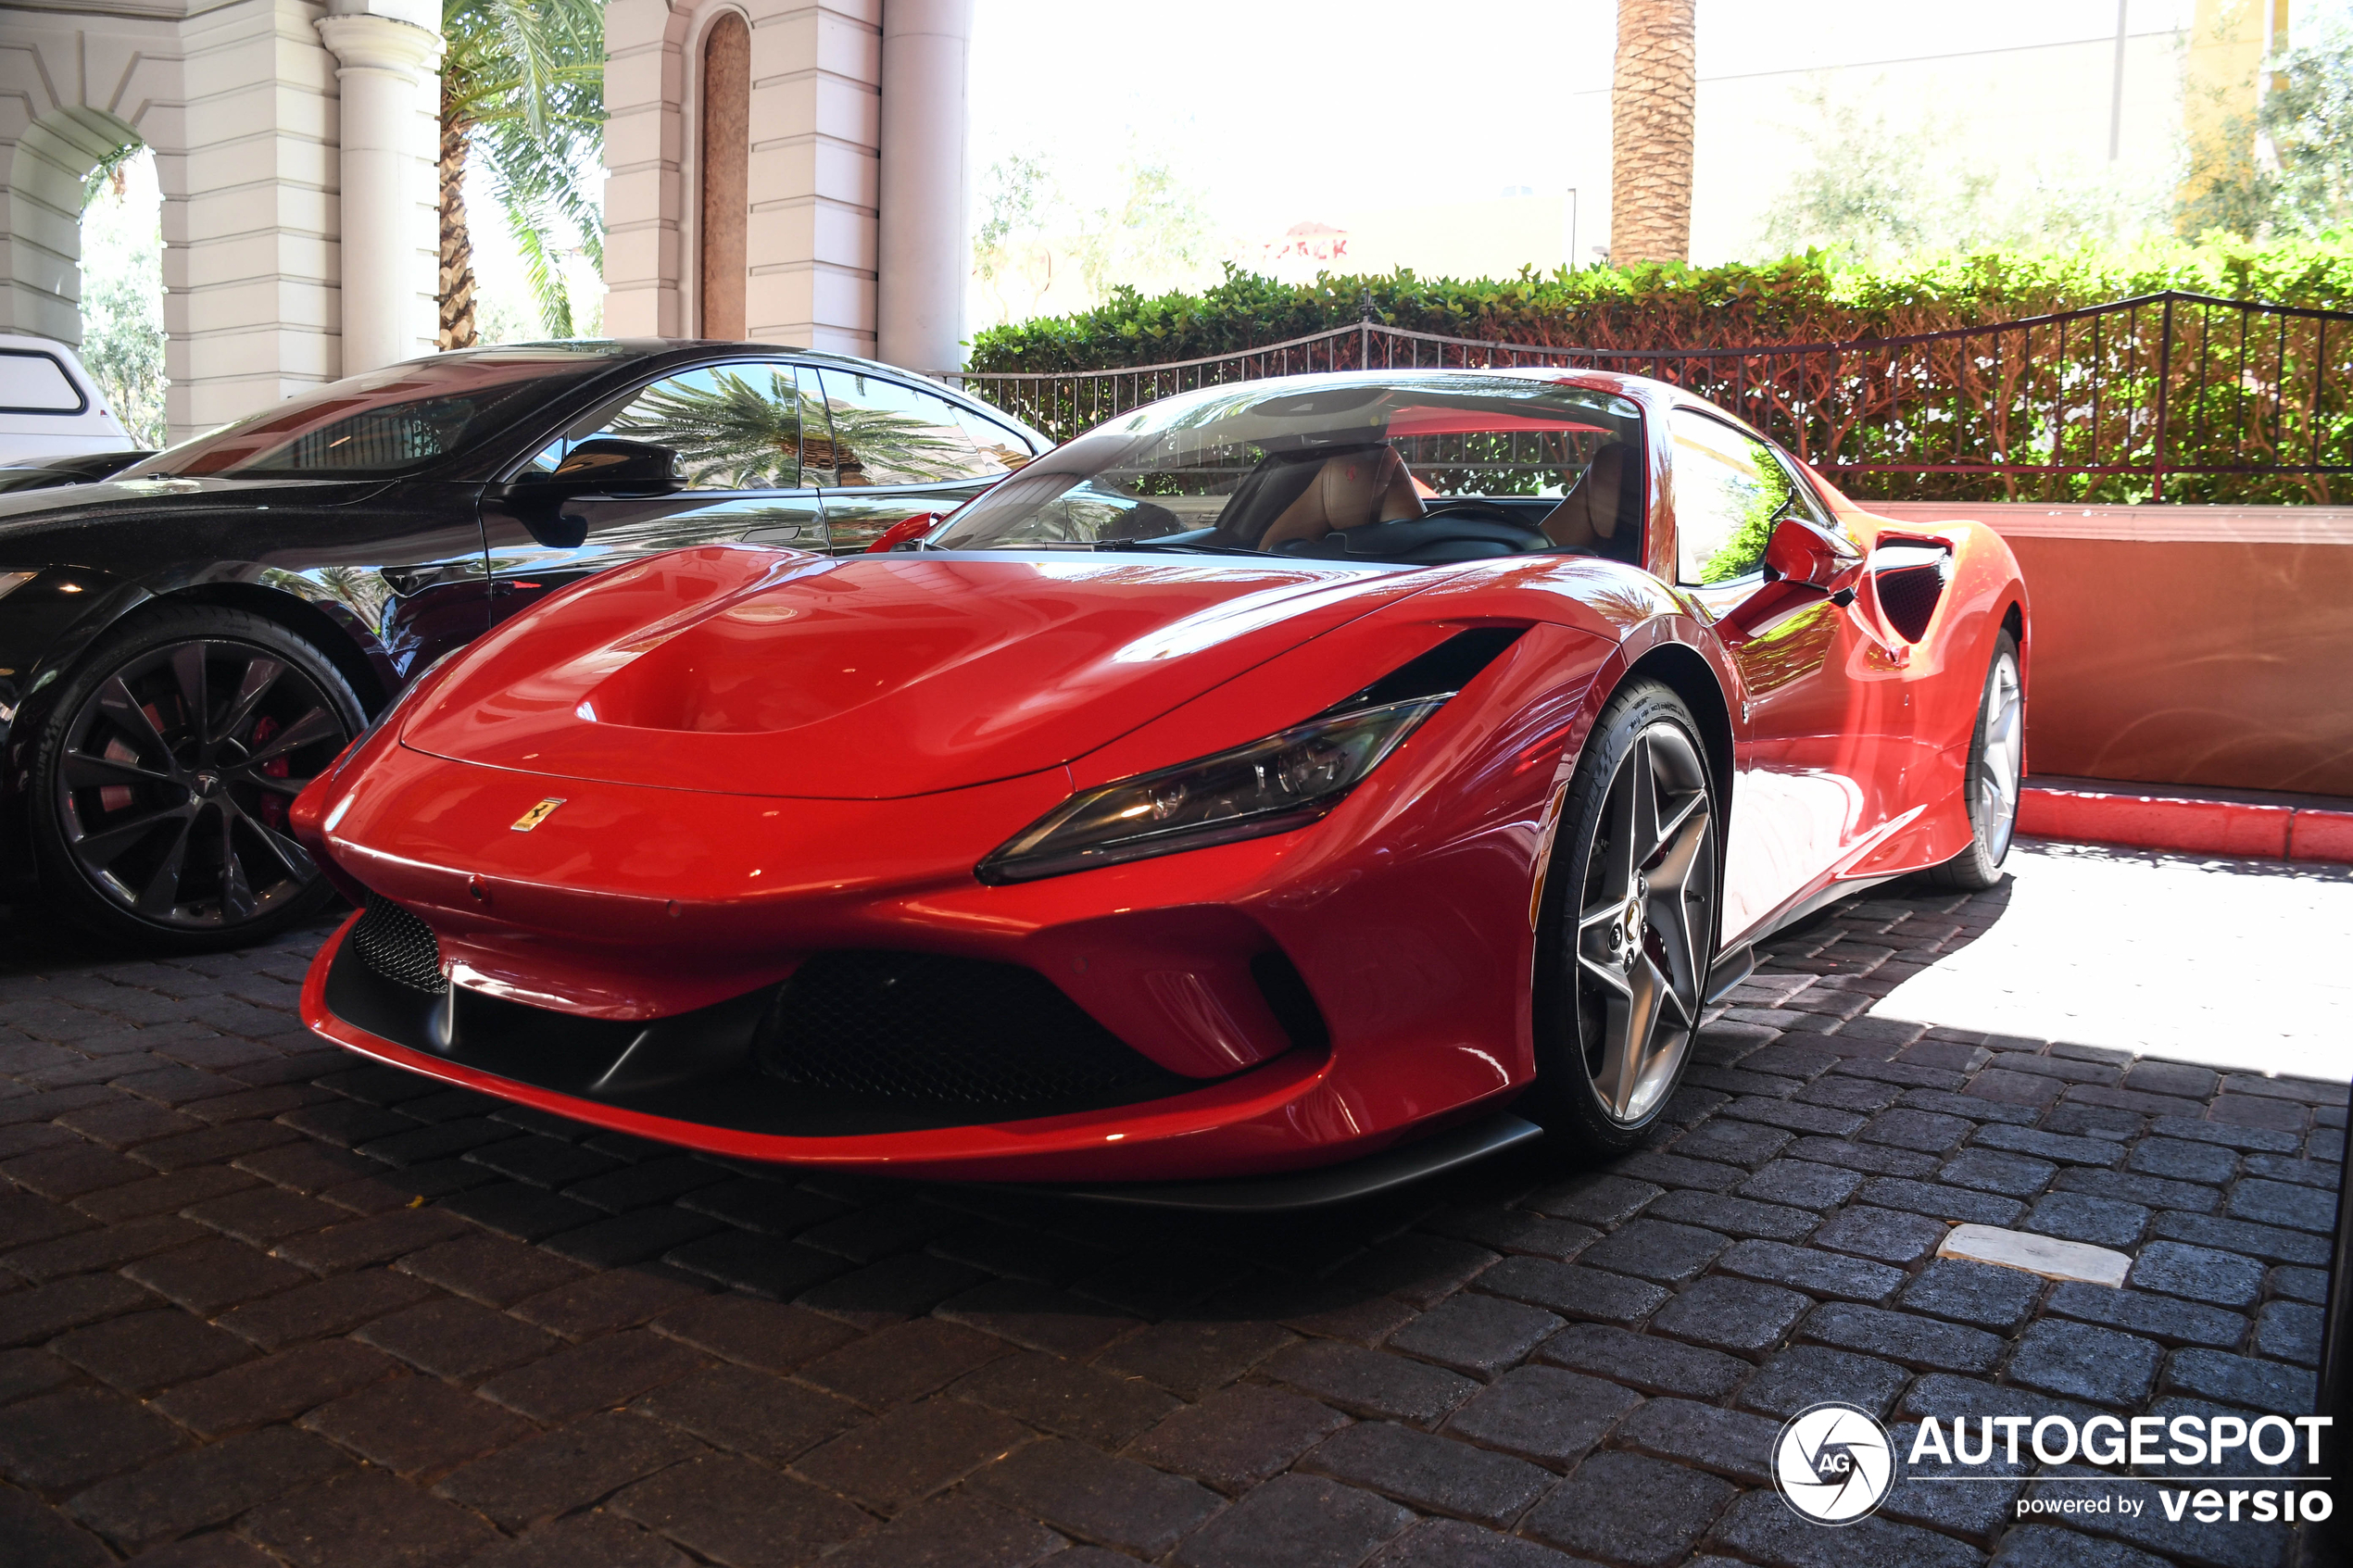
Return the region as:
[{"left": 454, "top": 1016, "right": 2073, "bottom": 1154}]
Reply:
[{"left": 0, "top": 0, "right": 969, "bottom": 445}]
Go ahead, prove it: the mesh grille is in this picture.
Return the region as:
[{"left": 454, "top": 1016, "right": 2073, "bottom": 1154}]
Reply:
[
  {"left": 1876, "top": 562, "right": 1946, "bottom": 644},
  {"left": 757, "top": 950, "right": 1169, "bottom": 1108},
  {"left": 350, "top": 891, "right": 447, "bottom": 995}
]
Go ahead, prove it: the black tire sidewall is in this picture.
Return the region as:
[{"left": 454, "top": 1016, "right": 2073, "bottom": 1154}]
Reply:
[
  {"left": 28, "top": 605, "right": 364, "bottom": 953},
  {"left": 1529, "top": 680, "right": 1719, "bottom": 1157}
]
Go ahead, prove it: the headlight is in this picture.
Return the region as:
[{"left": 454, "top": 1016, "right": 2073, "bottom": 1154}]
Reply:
[
  {"left": 976, "top": 696, "right": 1448, "bottom": 884},
  {"left": 0, "top": 571, "right": 36, "bottom": 602}
]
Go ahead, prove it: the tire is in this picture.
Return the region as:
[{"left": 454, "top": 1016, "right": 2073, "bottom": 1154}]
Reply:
[
  {"left": 1921, "top": 629, "right": 2023, "bottom": 892},
  {"left": 1527, "top": 681, "right": 1721, "bottom": 1157},
  {"left": 28, "top": 605, "right": 364, "bottom": 952}
]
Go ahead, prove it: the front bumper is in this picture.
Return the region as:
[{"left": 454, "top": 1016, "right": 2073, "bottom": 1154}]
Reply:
[{"left": 301, "top": 910, "right": 1501, "bottom": 1184}]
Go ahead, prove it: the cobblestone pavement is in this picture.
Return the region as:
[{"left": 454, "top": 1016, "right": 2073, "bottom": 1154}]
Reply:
[{"left": 0, "top": 843, "right": 2342, "bottom": 1568}]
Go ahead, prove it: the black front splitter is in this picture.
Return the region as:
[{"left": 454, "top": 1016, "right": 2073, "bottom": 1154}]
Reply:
[{"left": 1023, "top": 1111, "right": 1546, "bottom": 1212}]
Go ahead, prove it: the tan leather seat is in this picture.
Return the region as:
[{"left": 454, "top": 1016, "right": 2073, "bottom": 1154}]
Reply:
[
  {"left": 1541, "top": 442, "right": 1638, "bottom": 557},
  {"left": 1255, "top": 446, "right": 1427, "bottom": 550}
]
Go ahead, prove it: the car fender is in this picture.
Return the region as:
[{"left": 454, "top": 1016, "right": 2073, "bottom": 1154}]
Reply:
[{"left": 0, "top": 560, "right": 394, "bottom": 868}]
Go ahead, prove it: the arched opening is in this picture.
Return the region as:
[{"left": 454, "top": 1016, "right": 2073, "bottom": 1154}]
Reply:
[
  {"left": 79, "top": 144, "right": 167, "bottom": 447},
  {"left": 5, "top": 106, "right": 164, "bottom": 445},
  {"left": 699, "top": 12, "right": 750, "bottom": 340}
]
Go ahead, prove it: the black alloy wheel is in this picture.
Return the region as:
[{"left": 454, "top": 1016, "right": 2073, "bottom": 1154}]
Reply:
[
  {"left": 1923, "top": 629, "right": 2023, "bottom": 892},
  {"left": 31, "top": 606, "right": 362, "bottom": 950},
  {"left": 1530, "top": 681, "right": 1720, "bottom": 1154}
]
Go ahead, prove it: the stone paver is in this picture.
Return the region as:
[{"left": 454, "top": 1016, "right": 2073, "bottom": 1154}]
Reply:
[{"left": 0, "top": 841, "right": 2340, "bottom": 1565}]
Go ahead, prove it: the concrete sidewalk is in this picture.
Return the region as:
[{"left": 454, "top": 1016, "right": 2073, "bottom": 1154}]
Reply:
[{"left": 0, "top": 842, "right": 2340, "bottom": 1567}]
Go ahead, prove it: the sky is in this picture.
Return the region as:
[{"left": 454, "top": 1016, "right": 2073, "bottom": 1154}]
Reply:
[{"left": 964, "top": 0, "right": 2217, "bottom": 239}]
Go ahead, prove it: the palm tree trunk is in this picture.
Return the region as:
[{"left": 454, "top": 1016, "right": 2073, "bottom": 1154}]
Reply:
[
  {"left": 439, "top": 90, "right": 478, "bottom": 350},
  {"left": 1611, "top": 0, "right": 1698, "bottom": 265}
]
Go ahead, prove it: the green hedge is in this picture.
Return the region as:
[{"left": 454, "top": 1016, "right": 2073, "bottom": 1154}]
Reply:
[{"left": 966, "top": 240, "right": 2353, "bottom": 373}]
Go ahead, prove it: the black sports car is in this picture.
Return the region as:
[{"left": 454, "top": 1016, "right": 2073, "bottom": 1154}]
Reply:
[
  {"left": 0, "top": 450, "right": 154, "bottom": 494},
  {"left": 0, "top": 341, "right": 1049, "bottom": 950}
]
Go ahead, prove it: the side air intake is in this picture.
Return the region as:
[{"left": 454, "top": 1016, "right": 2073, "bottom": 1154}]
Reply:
[{"left": 1868, "top": 542, "right": 1951, "bottom": 644}]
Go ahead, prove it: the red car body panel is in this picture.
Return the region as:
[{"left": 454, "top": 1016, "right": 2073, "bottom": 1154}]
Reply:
[{"left": 295, "top": 370, "right": 2027, "bottom": 1185}]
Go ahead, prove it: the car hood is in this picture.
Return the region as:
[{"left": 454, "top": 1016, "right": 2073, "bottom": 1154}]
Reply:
[
  {"left": 399, "top": 546, "right": 1439, "bottom": 798},
  {"left": 0, "top": 475, "right": 387, "bottom": 544}
]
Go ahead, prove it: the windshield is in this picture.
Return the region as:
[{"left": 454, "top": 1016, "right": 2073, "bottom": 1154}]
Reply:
[
  {"left": 930, "top": 372, "right": 1646, "bottom": 567},
  {"left": 124, "top": 348, "right": 629, "bottom": 480}
]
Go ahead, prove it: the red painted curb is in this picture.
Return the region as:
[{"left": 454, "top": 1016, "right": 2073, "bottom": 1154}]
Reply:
[{"left": 2020, "top": 785, "right": 2353, "bottom": 864}]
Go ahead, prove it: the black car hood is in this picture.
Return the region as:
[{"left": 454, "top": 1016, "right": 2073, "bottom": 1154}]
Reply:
[{"left": 0, "top": 475, "right": 393, "bottom": 541}]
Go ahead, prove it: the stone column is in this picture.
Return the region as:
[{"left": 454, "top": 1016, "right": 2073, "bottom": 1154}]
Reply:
[
  {"left": 875, "top": 0, "right": 969, "bottom": 372},
  {"left": 317, "top": 0, "right": 442, "bottom": 376}
]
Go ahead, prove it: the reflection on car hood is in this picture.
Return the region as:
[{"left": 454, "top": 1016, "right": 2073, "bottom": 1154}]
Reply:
[
  {"left": 0, "top": 475, "right": 388, "bottom": 538},
  {"left": 399, "top": 546, "right": 1439, "bottom": 798}
]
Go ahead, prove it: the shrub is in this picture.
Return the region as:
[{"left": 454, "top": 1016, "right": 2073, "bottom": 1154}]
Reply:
[{"left": 966, "top": 241, "right": 2353, "bottom": 374}]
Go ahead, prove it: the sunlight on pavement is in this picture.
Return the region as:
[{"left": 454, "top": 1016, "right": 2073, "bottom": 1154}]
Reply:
[{"left": 1869, "top": 838, "right": 2353, "bottom": 1081}]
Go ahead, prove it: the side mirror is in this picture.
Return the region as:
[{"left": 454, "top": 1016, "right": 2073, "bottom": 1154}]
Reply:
[
  {"left": 535, "top": 437, "right": 683, "bottom": 498},
  {"left": 499, "top": 439, "right": 683, "bottom": 549},
  {"left": 1761, "top": 513, "right": 1860, "bottom": 591}
]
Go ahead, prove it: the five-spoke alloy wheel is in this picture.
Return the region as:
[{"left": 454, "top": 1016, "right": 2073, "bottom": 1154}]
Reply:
[
  {"left": 1926, "top": 629, "right": 2023, "bottom": 891},
  {"left": 1532, "top": 681, "right": 1720, "bottom": 1152},
  {"left": 31, "top": 607, "right": 362, "bottom": 950}
]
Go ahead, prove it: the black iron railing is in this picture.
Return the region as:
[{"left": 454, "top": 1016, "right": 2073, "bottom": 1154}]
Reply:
[{"left": 940, "top": 292, "right": 2353, "bottom": 505}]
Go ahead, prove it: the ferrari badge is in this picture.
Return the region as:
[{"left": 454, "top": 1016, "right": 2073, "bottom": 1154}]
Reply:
[{"left": 510, "top": 798, "right": 566, "bottom": 833}]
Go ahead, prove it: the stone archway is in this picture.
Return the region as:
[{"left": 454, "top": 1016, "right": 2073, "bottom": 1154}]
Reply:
[
  {"left": 2, "top": 5, "right": 437, "bottom": 444},
  {"left": 4, "top": 105, "right": 144, "bottom": 349}
]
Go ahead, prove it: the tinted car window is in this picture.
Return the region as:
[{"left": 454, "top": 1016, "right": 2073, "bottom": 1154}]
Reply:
[
  {"left": 1669, "top": 408, "right": 1800, "bottom": 585},
  {"left": 544, "top": 362, "right": 822, "bottom": 492},
  {"left": 129, "top": 349, "right": 622, "bottom": 480},
  {"left": 814, "top": 370, "right": 1024, "bottom": 487}
]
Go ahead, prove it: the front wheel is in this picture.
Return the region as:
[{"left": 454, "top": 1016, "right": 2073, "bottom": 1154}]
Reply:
[
  {"left": 28, "top": 605, "right": 364, "bottom": 952},
  {"left": 1922, "top": 630, "right": 2023, "bottom": 892},
  {"left": 1528, "top": 681, "right": 1720, "bottom": 1156}
]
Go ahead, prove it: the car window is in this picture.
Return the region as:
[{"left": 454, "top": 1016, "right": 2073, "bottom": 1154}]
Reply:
[
  {"left": 1670, "top": 408, "right": 1802, "bottom": 585},
  {"left": 814, "top": 370, "right": 1022, "bottom": 487},
  {"left": 132, "top": 349, "right": 611, "bottom": 479},
  {"left": 0, "top": 350, "right": 85, "bottom": 414},
  {"left": 929, "top": 373, "right": 1647, "bottom": 564},
  {"left": 540, "top": 361, "right": 823, "bottom": 492}
]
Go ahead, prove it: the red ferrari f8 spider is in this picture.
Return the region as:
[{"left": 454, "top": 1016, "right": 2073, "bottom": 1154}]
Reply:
[{"left": 295, "top": 370, "right": 2027, "bottom": 1203}]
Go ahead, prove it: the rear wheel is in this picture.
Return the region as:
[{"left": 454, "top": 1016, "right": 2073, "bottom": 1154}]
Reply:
[
  {"left": 29, "top": 606, "right": 363, "bottom": 952},
  {"left": 1922, "top": 630, "right": 2022, "bottom": 892},
  {"left": 1529, "top": 682, "right": 1720, "bottom": 1156}
]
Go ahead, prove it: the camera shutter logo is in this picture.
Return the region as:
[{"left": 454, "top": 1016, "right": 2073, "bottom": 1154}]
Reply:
[{"left": 1773, "top": 1401, "right": 1896, "bottom": 1524}]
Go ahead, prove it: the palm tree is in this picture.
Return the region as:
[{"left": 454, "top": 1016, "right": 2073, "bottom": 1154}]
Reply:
[
  {"left": 1610, "top": 0, "right": 1698, "bottom": 264},
  {"left": 439, "top": 0, "right": 606, "bottom": 348}
]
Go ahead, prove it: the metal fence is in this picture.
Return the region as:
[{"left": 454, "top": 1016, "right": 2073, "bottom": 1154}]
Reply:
[{"left": 940, "top": 291, "right": 2353, "bottom": 506}]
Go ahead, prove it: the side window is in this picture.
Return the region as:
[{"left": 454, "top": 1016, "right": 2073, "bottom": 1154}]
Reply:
[
  {"left": 0, "top": 349, "right": 86, "bottom": 414},
  {"left": 814, "top": 369, "right": 1017, "bottom": 487},
  {"left": 1669, "top": 409, "right": 1801, "bottom": 585},
  {"left": 538, "top": 362, "right": 821, "bottom": 491}
]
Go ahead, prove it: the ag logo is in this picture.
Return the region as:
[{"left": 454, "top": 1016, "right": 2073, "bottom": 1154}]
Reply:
[{"left": 1772, "top": 1401, "right": 1895, "bottom": 1524}]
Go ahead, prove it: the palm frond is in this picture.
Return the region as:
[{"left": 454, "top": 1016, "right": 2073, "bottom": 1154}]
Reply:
[{"left": 440, "top": 0, "right": 604, "bottom": 340}]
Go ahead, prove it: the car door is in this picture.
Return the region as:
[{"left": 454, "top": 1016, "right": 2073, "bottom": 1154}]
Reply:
[
  {"left": 1669, "top": 408, "right": 1892, "bottom": 940},
  {"left": 480, "top": 359, "right": 829, "bottom": 624},
  {"left": 809, "top": 368, "right": 1036, "bottom": 552}
]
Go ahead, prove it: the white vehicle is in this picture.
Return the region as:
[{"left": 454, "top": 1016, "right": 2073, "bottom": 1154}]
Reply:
[{"left": 0, "top": 334, "right": 132, "bottom": 461}]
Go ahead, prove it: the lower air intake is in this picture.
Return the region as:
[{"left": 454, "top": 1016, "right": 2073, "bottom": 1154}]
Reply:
[
  {"left": 756, "top": 950, "right": 1171, "bottom": 1108},
  {"left": 350, "top": 891, "right": 448, "bottom": 995}
]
